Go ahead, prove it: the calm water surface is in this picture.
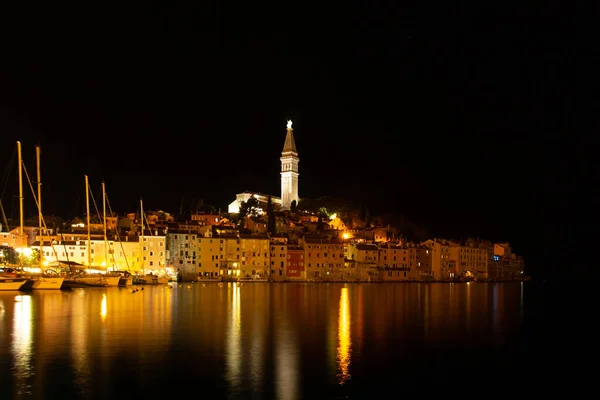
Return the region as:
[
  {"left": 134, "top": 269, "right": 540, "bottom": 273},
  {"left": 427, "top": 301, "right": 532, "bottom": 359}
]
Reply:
[{"left": 0, "top": 283, "right": 557, "bottom": 399}]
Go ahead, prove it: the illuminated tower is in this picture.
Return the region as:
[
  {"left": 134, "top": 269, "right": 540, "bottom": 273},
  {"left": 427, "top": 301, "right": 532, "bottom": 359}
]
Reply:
[{"left": 280, "top": 120, "right": 299, "bottom": 210}]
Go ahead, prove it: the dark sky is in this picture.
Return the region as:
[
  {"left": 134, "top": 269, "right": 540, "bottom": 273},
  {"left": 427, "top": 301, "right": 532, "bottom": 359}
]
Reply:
[{"left": 0, "top": 6, "right": 577, "bottom": 277}]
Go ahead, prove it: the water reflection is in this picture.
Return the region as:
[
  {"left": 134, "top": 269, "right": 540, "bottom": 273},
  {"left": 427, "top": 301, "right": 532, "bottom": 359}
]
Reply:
[
  {"left": 466, "top": 282, "right": 472, "bottom": 334},
  {"left": 0, "top": 283, "right": 532, "bottom": 398},
  {"left": 275, "top": 307, "right": 298, "bottom": 400},
  {"left": 226, "top": 284, "right": 242, "bottom": 388},
  {"left": 12, "top": 295, "right": 33, "bottom": 396},
  {"left": 101, "top": 293, "right": 107, "bottom": 319},
  {"left": 337, "top": 287, "right": 351, "bottom": 385},
  {"left": 71, "top": 290, "right": 90, "bottom": 390}
]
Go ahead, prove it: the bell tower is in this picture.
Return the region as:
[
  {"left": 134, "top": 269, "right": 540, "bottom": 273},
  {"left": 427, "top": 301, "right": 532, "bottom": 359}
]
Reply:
[{"left": 280, "top": 120, "right": 299, "bottom": 210}]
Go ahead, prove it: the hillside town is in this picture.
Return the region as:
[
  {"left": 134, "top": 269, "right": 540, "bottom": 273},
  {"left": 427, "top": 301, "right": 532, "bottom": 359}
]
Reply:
[{"left": 1, "top": 120, "right": 524, "bottom": 283}]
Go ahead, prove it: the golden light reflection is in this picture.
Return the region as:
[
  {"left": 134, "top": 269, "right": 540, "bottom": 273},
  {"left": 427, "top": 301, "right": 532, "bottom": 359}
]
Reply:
[
  {"left": 101, "top": 293, "right": 107, "bottom": 319},
  {"left": 466, "top": 281, "right": 472, "bottom": 333},
  {"left": 12, "top": 295, "right": 33, "bottom": 384},
  {"left": 226, "top": 284, "right": 242, "bottom": 387},
  {"left": 71, "top": 290, "right": 89, "bottom": 380},
  {"left": 275, "top": 319, "right": 298, "bottom": 400},
  {"left": 337, "top": 287, "right": 351, "bottom": 385}
]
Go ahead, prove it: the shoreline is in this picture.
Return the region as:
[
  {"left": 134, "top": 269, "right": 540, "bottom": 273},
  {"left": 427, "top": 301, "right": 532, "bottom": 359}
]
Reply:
[{"left": 187, "top": 279, "right": 530, "bottom": 284}]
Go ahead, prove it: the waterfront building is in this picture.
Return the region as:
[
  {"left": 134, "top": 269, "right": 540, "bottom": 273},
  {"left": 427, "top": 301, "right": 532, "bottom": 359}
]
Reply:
[
  {"left": 270, "top": 237, "right": 288, "bottom": 281},
  {"left": 447, "top": 238, "right": 492, "bottom": 279},
  {"left": 32, "top": 232, "right": 167, "bottom": 274},
  {"left": 302, "top": 237, "right": 345, "bottom": 280},
  {"left": 492, "top": 242, "right": 524, "bottom": 279},
  {"left": 239, "top": 234, "right": 270, "bottom": 279},
  {"left": 421, "top": 238, "right": 452, "bottom": 279}
]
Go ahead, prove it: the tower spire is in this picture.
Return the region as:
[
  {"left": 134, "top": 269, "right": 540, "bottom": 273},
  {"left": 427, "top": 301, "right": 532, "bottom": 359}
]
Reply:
[
  {"left": 282, "top": 120, "right": 297, "bottom": 153},
  {"left": 280, "top": 119, "right": 300, "bottom": 210}
]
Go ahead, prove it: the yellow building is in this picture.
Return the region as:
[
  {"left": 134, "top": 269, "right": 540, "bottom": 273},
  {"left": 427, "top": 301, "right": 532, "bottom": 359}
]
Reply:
[
  {"left": 421, "top": 238, "right": 452, "bottom": 280},
  {"left": 303, "top": 238, "right": 344, "bottom": 280},
  {"left": 448, "top": 239, "right": 490, "bottom": 278},
  {"left": 239, "top": 234, "right": 270, "bottom": 279},
  {"left": 34, "top": 233, "right": 167, "bottom": 274},
  {"left": 168, "top": 231, "right": 202, "bottom": 279},
  {"left": 379, "top": 243, "right": 417, "bottom": 280},
  {"left": 270, "top": 237, "right": 288, "bottom": 281},
  {"left": 197, "top": 235, "right": 221, "bottom": 278}
]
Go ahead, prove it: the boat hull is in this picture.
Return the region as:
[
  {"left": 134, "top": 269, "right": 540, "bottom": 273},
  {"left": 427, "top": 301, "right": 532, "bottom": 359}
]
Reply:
[
  {"left": 134, "top": 275, "right": 169, "bottom": 285},
  {"left": 118, "top": 276, "right": 133, "bottom": 286},
  {"left": 65, "top": 275, "right": 121, "bottom": 287},
  {"left": 22, "top": 276, "right": 65, "bottom": 290},
  {"left": 0, "top": 278, "right": 27, "bottom": 291}
]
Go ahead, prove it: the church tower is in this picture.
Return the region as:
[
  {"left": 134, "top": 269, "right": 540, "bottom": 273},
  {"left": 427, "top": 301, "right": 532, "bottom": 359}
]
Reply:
[{"left": 280, "top": 120, "right": 299, "bottom": 210}]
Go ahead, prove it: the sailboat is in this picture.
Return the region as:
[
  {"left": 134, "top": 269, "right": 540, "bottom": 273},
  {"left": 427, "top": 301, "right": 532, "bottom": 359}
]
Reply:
[
  {"left": 132, "top": 198, "right": 169, "bottom": 285},
  {"left": 101, "top": 181, "right": 132, "bottom": 286},
  {"left": 8, "top": 142, "right": 64, "bottom": 290},
  {"left": 0, "top": 276, "right": 27, "bottom": 291},
  {"left": 63, "top": 175, "right": 120, "bottom": 288}
]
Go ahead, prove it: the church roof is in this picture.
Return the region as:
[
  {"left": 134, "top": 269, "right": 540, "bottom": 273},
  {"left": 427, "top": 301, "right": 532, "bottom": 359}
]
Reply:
[{"left": 282, "top": 128, "right": 297, "bottom": 153}]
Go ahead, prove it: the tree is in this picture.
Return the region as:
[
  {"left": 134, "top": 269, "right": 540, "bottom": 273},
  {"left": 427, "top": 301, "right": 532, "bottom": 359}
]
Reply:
[
  {"left": 237, "top": 197, "right": 261, "bottom": 230},
  {"left": 267, "top": 196, "right": 276, "bottom": 235},
  {"left": 0, "top": 246, "right": 18, "bottom": 265},
  {"left": 290, "top": 199, "right": 297, "bottom": 213}
]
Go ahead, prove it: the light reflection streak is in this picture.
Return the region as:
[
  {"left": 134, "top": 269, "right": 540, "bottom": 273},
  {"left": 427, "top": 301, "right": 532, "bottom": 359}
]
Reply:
[
  {"left": 466, "top": 282, "right": 471, "bottom": 333},
  {"left": 12, "top": 295, "right": 33, "bottom": 388},
  {"left": 337, "top": 287, "right": 351, "bottom": 385},
  {"left": 226, "top": 284, "right": 241, "bottom": 388},
  {"left": 275, "top": 318, "right": 298, "bottom": 400},
  {"left": 101, "top": 294, "right": 107, "bottom": 319},
  {"left": 71, "top": 290, "right": 89, "bottom": 383}
]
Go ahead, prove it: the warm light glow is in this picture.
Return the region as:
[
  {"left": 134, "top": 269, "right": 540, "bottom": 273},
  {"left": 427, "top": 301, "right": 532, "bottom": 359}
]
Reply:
[
  {"left": 101, "top": 293, "right": 107, "bottom": 319},
  {"left": 337, "top": 287, "right": 351, "bottom": 385},
  {"left": 12, "top": 295, "right": 33, "bottom": 382},
  {"left": 330, "top": 213, "right": 337, "bottom": 220},
  {"left": 16, "top": 247, "right": 33, "bottom": 257},
  {"left": 287, "top": 119, "right": 293, "bottom": 129},
  {"left": 342, "top": 232, "right": 349, "bottom": 240},
  {"left": 226, "top": 285, "right": 242, "bottom": 387},
  {"left": 101, "top": 261, "right": 107, "bottom": 267}
]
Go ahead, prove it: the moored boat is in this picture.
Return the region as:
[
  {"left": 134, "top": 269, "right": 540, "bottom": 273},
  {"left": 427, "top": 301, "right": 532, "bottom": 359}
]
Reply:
[
  {"left": 0, "top": 277, "right": 27, "bottom": 291},
  {"left": 133, "top": 273, "right": 169, "bottom": 285},
  {"left": 21, "top": 275, "right": 65, "bottom": 290}
]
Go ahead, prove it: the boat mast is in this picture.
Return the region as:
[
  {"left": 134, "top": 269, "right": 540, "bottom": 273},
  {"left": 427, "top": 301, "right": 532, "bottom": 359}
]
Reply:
[
  {"left": 36, "top": 145, "right": 43, "bottom": 272},
  {"left": 140, "top": 198, "right": 144, "bottom": 275},
  {"left": 102, "top": 181, "right": 108, "bottom": 271},
  {"left": 17, "top": 141, "right": 24, "bottom": 268},
  {"left": 85, "top": 175, "right": 91, "bottom": 271}
]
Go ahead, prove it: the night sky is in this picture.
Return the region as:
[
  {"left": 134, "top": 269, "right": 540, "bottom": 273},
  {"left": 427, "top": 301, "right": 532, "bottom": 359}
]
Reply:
[{"left": 0, "top": 6, "right": 578, "bottom": 278}]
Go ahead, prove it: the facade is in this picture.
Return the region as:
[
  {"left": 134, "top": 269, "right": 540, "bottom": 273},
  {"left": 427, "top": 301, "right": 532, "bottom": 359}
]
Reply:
[
  {"left": 448, "top": 239, "right": 492, "bottom": 279},
  {"left": 286, "top": 246, "right": 305, "bottom": 279},
  {"left": 280, "top": 120, "right": 300, "bottom": 210},
  {"left": 492, "top": 243, "right": 524, "bottom": 279},
  {"left": 1, "top": 227, "right": 26, "bottom": 249},
  {"left": 303, "top": 238, "right": 344, "bottom": 280},
  {"left": 421, "top": 239, "right": 452, "bottom": 279},
  {"left": 33, "top": 233, "right": 167, "bottom": 274},
  {"left": 270, "top": 237, "right": 288, "bottom": 281}
]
